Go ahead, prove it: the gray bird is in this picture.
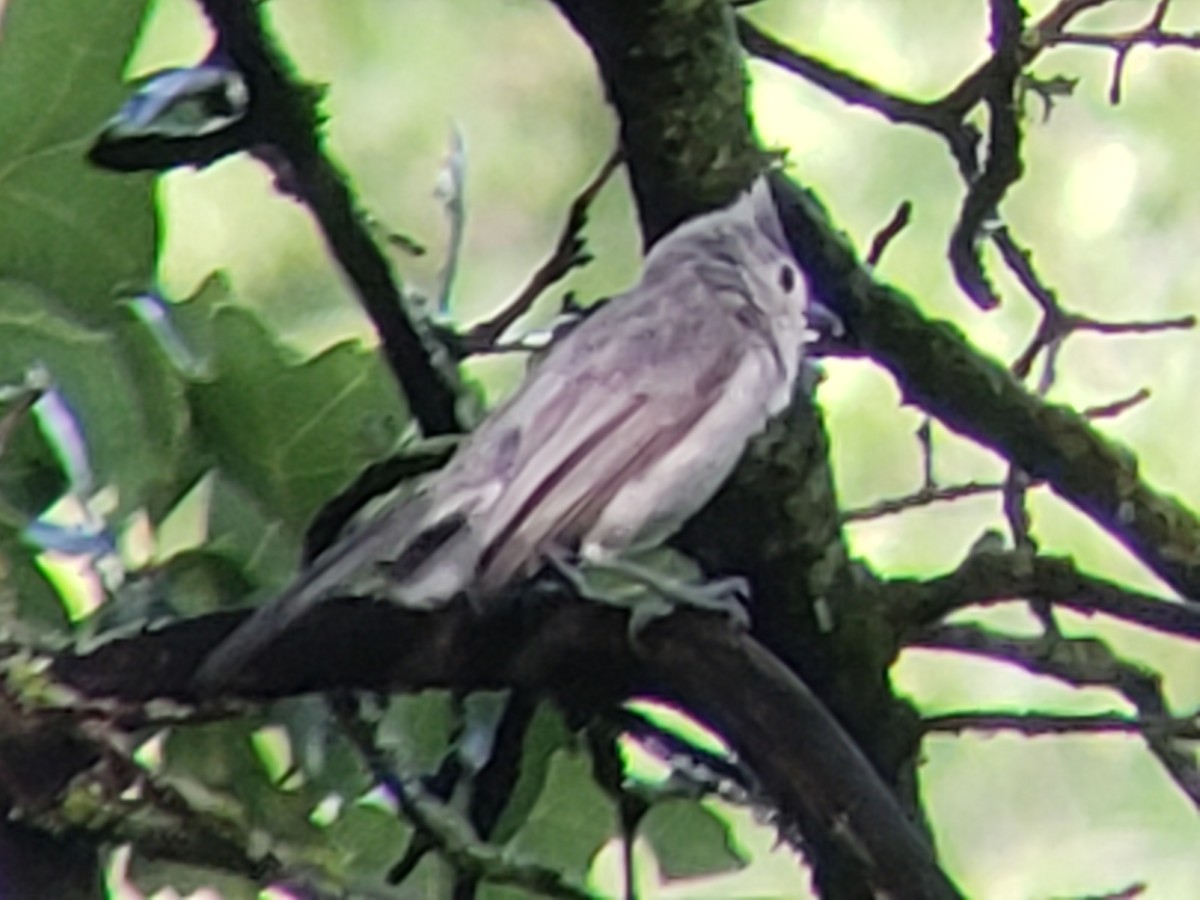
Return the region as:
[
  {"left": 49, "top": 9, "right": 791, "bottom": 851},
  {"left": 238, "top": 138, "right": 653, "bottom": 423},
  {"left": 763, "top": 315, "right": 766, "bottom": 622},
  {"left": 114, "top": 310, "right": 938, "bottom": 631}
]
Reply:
[{"left": 196, "top": 173, "right": 815, "bottom": 689}]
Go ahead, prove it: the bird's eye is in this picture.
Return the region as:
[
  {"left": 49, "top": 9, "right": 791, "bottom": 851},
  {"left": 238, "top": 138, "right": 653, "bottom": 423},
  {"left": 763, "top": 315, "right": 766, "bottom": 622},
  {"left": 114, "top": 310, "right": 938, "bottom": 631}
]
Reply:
[{"left": 779, "top": 264, "right": 796, "bottom": 293}]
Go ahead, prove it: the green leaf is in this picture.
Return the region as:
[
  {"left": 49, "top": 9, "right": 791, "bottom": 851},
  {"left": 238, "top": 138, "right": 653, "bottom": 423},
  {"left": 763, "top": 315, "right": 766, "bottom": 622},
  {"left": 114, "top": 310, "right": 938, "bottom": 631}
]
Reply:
[
  {"left": 0, "top": 0, "right": 191, "bottom": 520},
  {"left": 324, "top": 802, "right": 413, "bottom": 883},
  {"left": 388, "top": 854, "right": 457, "bottom": 899},
  {"left": 0, "top": 0, "right": 156, "bottom": 327},
  {"left": 502, "top": 748, "right": 616, "bottom": 884},
  {"left": 202, "top": 469, "right": 299, "bottom": 595},
  {"left": 488, "top": 701, "right": 572, "bottom": 843},
  {"left": 0, "top": 533, "right": 70, "bottom": 635},
  {"left": 377, "top": 692, "right": 457, "bottom": 775},
  {"left": 114, "top": 307, "right": 199, "bottom": 517},
  {"left": 155, "top": 547, "right": 257, "bottom": 617},
  {"left": 0, "top": 280, "right": 190, "bottom": 515},
  {"left": 0, "top": 397, "right": 65, "bottom": 522},
  {"left": 640, "top": 798, "right": 748, "bottom": 881},
  {"left": 182, "top": 284, "right": 408, "bottom": 534},
  {"left": 161, "top": 720, "right": 325, "bottom": 848},
  {"left": 276, "top": 695, "right": 369, "bottom": 794}
]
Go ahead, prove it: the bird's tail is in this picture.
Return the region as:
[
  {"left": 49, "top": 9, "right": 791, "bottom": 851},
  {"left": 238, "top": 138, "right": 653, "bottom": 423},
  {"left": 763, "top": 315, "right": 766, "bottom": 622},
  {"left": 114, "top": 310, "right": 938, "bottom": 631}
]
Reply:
[{"left": 193, "top": 493, "right": 446, "bottom": 692}]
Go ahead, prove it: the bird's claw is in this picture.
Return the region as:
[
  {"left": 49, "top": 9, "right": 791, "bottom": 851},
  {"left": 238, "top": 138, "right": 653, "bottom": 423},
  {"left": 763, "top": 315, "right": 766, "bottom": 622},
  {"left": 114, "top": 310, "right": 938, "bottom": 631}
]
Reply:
[{"left": 546, "top": 547, "right": 752, "bottom": 637}]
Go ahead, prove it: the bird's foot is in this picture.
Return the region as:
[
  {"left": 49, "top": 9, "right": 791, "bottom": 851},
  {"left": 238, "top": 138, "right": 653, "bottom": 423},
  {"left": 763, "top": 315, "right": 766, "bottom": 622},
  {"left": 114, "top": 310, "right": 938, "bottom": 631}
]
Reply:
[{"left": 545, "top": 546, "right": 751, "bottom": 637}]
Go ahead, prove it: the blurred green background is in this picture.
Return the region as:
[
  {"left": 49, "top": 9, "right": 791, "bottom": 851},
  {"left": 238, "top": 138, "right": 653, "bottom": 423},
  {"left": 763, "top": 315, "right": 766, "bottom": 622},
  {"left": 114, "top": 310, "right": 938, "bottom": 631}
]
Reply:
[{"left": 50, "top": 0, "right": 1200, "bottom": 895}]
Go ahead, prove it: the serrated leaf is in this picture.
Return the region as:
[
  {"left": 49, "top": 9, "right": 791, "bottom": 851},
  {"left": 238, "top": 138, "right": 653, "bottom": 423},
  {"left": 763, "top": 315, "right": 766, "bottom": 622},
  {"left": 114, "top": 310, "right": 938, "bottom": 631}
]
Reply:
[
  {"left": 640, "top": 798, "right": 748, "bottom": 881},
  {"left": 186, "top": 298, "right": 408, "bottom": 534},
  {"left": 0, "top": 0, "right": 156, "bottom": 327},
  {"left": 503, "top": 748, "right": 616, "bottom": 883},
  {"left": 114, "top": 310, "right": 199, "bottom": 516}
]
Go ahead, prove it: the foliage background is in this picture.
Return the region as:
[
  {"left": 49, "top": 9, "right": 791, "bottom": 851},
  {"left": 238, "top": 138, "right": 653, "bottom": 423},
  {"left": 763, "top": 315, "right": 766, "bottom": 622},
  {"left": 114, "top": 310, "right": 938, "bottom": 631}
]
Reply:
[{"left": 0, "top": 0, "right": 1196, "bottom": 896}]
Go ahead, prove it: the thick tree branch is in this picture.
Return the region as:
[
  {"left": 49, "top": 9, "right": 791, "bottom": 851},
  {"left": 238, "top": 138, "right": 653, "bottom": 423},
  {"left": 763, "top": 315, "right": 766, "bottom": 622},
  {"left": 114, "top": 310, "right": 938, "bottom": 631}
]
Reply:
[
  {"left": 639, "top": 617, "right": 961, "bottom": 900},
  {"left": 883, "top": 551, "right": 1200, "bottom": 641},
  {"left": 36, "top": 596, "right": 960, "bottom": 899},
  {"left": 552, "top": 0, "right": 768, "bottom": 243}
]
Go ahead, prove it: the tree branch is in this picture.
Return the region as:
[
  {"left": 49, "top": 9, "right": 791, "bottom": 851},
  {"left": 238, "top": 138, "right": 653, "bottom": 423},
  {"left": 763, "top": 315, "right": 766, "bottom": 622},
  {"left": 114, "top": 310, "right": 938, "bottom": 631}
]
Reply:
[
  {"left": 947, "top": 0, "right": 1025, "bottom": 310},
  {"left": 883, "top": 551, "right": 1200, "bottom": 641},
  {"left": 545, "top": 5, "right": 933, "bottom": 895},
  {"left": 917, "top": 622, "right": 1200, "bottom": 808},
  {"left": 771, "top": 175, "right": 1200, "bottom": 602},
  {"left": 457, "top": 151, "right": 621, "bottom": 353},
  {"left": 736, "top": 18, "right": 979, "bottom": 175},
  {"left": 194, "top": 0, "right": 462, "bottom": 435},
  {"left": 552, "top": 0, "right": 768, "bottom": 243},
  {"left": 924, "top": 710, "right": 1200, "bottom": 739},
  {"left": 36, "top": 596, "right": 961, "bottom": 899},
  {"left": 843, "top": 480, "right": 1003, "bottom": 523}
]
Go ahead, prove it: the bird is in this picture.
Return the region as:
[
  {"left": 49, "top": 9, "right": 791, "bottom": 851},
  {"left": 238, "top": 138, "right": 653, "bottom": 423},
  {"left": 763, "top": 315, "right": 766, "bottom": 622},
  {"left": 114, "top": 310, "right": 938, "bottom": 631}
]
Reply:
[{"left": 195, "top": 172, "right": 817, "bottom": 690}]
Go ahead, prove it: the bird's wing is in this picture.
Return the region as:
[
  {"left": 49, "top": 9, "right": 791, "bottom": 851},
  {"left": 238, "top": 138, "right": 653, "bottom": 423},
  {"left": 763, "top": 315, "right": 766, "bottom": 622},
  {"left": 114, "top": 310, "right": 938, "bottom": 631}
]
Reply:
[
  {"left": 193, "top": 492, "right": 439, "bottom": 690},
  {"left": 456, "top": 273, "right": 755, "bottom": 590},
  {"left": 472, "top": 376, "right": 728, "bottom": 589}
]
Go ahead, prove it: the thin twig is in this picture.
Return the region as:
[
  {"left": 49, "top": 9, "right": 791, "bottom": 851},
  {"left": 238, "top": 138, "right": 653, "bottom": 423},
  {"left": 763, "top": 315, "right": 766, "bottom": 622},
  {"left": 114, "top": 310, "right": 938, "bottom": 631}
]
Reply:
[
  {"left": 917, "top": 418, "right": 935, "bottom": 489},
  {"left": 924, "top": 710, "right": 1200, "bottom": 739},
  {"left": 1083, "top": 388, "right": 1151, "bottom": 420},
  {"left": 885, "top": 550, "right": 1200, "bottom": 642},
  {"left": 1052, "top": 0, "right": 1188, "bottom": 103},
  {"left": 1074, "top": 313, "right": 1197, "bottom": 336},
  {"left": 842, "top": 481, "right": 1003, "bottom": 523},
  {"left": 866, "top": 201, "right": 913, "bottom": 267},
  {"left": 461, "top": 150, "right": 621, "bottom": 352},
  {"left": 917, "top": 623, "right": 1200, "bottom": 808},
  {"left": 947, "top": 1, "right": 1026, "bottom": 310},
  {"left": 939, "top": 0, "right": 1121, "bottom": 115},
  {"left": 435, "top": 125, "right": 468, "bottom": 316},
  {"left": 737, "top": 18, "right": 979, "bottom": 174}
]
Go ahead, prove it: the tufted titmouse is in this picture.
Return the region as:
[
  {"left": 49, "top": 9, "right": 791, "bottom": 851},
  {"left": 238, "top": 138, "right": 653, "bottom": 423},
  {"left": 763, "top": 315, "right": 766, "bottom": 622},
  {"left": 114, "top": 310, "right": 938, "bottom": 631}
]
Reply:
[{"left": 196, "top": 174, "right": 815, "bottom": 688}]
